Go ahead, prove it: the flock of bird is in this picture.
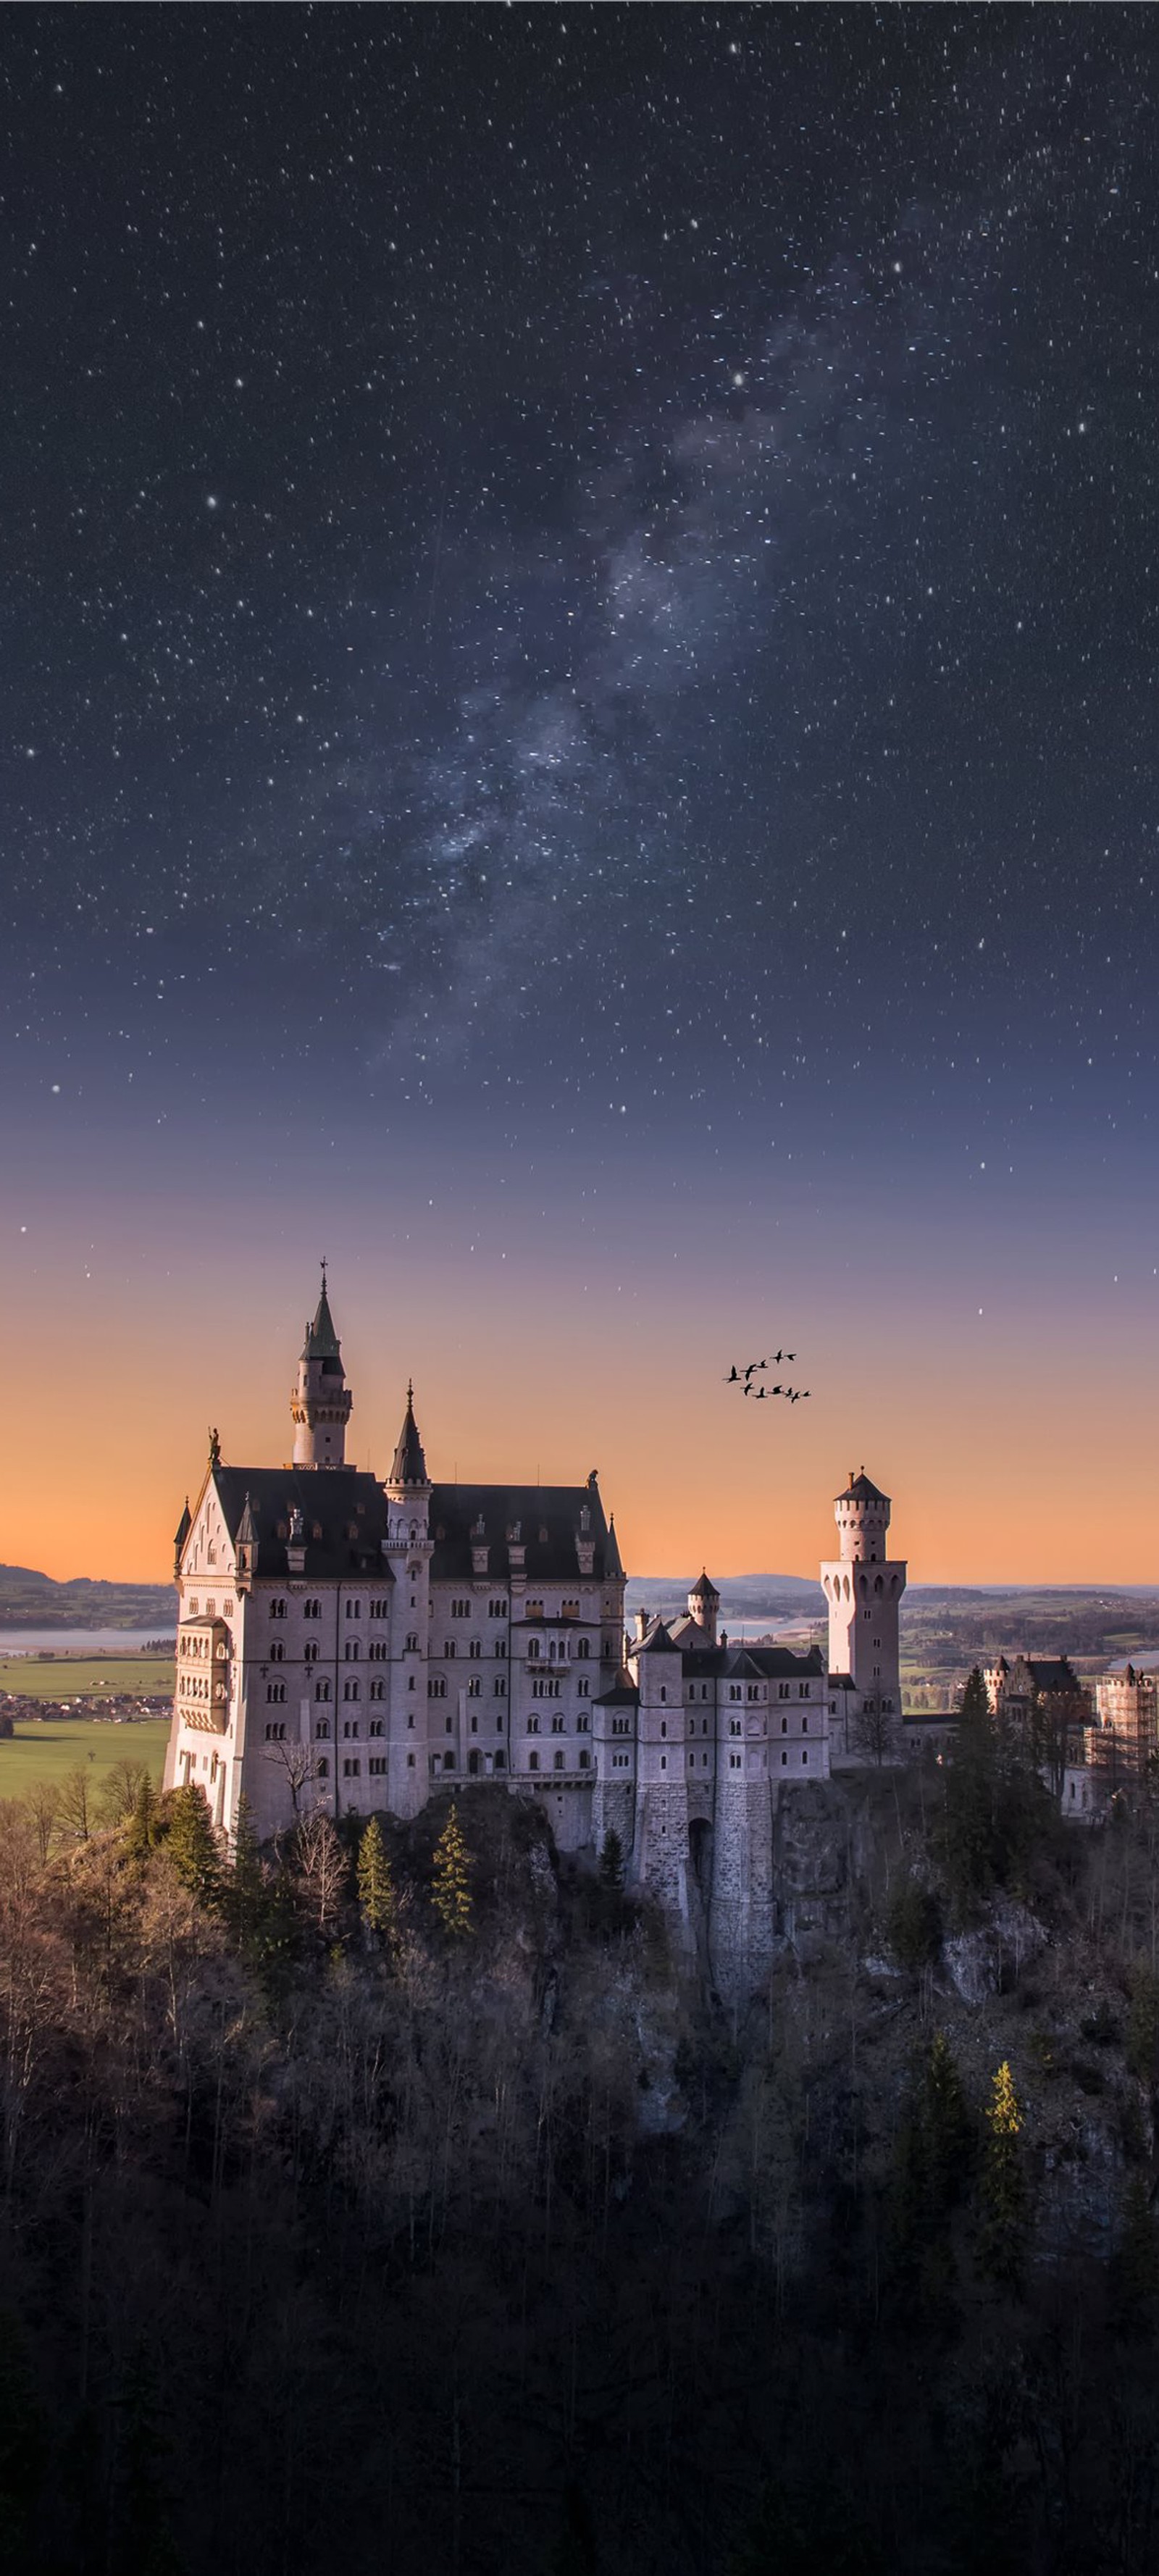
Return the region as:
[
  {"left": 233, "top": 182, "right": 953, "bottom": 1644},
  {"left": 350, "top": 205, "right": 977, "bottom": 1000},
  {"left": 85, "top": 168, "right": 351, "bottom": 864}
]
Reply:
[{"left": 724, "top": 1354, "right": 811, "bottom": 1404}]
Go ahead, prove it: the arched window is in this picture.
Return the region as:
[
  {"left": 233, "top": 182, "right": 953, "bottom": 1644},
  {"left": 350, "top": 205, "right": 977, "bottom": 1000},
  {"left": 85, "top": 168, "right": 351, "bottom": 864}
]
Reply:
[
  {"left": 317, "top": 1757, "right": 330, "bottom": 1778},
  {"left": 315, "top": 1679, "right": 330, "bottom": 1702}
]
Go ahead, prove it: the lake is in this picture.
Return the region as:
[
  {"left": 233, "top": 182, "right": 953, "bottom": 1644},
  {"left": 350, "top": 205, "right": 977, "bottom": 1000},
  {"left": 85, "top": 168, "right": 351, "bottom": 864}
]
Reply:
[{"left": 0, "top": 1627, "right": 175, "bottom": 1657}]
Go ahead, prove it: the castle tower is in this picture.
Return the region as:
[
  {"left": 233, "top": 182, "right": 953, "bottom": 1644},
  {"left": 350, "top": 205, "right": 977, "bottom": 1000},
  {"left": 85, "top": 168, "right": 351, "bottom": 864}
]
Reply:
[
  {"left": 820, "top": 1468, "right": 907, "bottom": 1755},
  {"left": 290, "top": 1267, "right": 353, "bottom": 1468},
  {"left": 687, "top": 1571, "right": 719, "bottom": 1646},
  {"left": 382, "top": 1383, "right": 434, "bottom": 1818}
]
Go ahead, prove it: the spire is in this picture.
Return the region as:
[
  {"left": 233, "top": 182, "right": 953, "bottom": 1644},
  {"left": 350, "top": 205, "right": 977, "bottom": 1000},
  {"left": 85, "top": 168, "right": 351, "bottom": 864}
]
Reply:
[
  {"left": 390, "top": 1381, "right": 429, "bottom": 1488},
  {"left": 236, "top": 1492, "right": 259, "bottom": 1549},
  {"left": 604, "top": 1513, "right": 624, "bottom": 1578},
  {"left": 690, "top": 1569, "right": 719, "bottom": 1601},
  {"left": 302, "top": 1260, "right": 341, "bottom": 1362},
  {"left": 173, "top": 1497, "right": 192, "bottom": 1575}
]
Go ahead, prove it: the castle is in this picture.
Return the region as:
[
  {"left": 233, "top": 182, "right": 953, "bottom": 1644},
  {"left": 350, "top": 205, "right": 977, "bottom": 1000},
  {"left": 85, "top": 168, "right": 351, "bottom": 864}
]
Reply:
[{"left": 165, "top": 1276, "right": 906, "bottom": 1980}]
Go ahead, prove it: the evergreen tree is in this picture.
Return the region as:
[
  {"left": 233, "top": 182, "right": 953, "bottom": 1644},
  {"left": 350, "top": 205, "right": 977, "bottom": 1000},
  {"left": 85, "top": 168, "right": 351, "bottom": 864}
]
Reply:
[
  {"left": 888, "top": 2030, "right": 971, "bottom": 2306},
  {"left": 431, "top": 1803, "right": 474, "bottom": 1939},
  {"left": 222, "top": 1795, "right": 271, "bottom": 1953},
  {"left": 943, "top": 1667, "right": 998, "bottom": 1908},
  {"left": 122, "top": 1770, "right": 160, "bottom": 1867},
  {"left": 977, "top": 2060, "right": 1028, "bottom": 2290},
  {"left": 162, "top": 1783, "right": 222, "bottom": 1907},
  {"left": 356, "top": 1815, "right": 399, "bottom": 1946},
  {"left": 598, "top": 1827, "right": 624, "bottom": 1889},
  {"left": 1110, "top": 2174, "right": 1159, "bottom": 2330},
  {"left": 1126, "top": 1963, "right": 1159, "bottom": 2086}
]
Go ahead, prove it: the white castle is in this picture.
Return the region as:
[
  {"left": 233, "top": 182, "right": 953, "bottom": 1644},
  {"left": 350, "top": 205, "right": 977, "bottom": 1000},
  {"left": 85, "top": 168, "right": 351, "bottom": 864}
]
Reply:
[{"left": 165, "top": 1276, "right": 905, "bottom": 1978}]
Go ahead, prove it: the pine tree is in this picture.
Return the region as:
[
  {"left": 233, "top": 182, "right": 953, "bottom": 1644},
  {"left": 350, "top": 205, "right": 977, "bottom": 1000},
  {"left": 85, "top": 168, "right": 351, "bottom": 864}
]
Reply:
[
  {"left": 977, "top": 2059, "right": 1028, "bottom": 2290},
  {"left": 1111, "top": 2174, "right": 1159, "bottom": 2330},
  {"left": 598, "top": 1827, "right": 624, "bottom": 1889},
  {"left": 122, "top": 1771, "right": 160, "bottom": 1867},
  {"left": 356, "top": 1815, "right": 398, "bottom": 1946},
  {"left": 223, "top": 1795, "right": 269, "bottom": 1952},
  {"left": 162, "top": 1783, "right": 222, "bottom": 1906},
  {"left": 943, "top": 1665, "right": 998, "bottom": 1908},
  {"left": 431, "top": 1803, "right": 474, "bottom": 1939}
]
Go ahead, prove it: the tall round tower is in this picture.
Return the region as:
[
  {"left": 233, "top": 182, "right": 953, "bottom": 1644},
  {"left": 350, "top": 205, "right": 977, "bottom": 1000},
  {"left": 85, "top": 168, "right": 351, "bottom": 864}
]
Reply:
[
  {"left": 290, "top": 1266, "right": 353, "bottom": 1468},
  {"left": 820, "top": 1468, "right": 907, "bottom": 1755}
]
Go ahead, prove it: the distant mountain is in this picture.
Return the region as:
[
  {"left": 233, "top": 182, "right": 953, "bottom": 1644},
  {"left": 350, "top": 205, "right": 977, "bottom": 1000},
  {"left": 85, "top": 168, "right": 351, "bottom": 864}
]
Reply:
[
  {"left": 0, "top": 1564, "right": 175, "bottom": 1631},
  {"left": 629, "top": 1575, "right": 823, "bottom": 1622}
]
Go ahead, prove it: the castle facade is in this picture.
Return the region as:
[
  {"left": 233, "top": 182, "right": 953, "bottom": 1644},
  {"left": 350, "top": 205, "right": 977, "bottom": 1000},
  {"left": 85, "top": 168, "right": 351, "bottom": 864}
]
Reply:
[{"left": 165, "top": 1279, "right": 905, "bottom": 1978}]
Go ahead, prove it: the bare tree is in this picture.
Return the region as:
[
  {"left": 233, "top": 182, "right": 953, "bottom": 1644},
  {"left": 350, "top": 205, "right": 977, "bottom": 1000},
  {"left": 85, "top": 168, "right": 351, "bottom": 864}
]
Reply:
[
  {"left": 264, "top": 1732, "right": 319, "bottom": 1818},
  {"left": 24, "top": 1781, "right": 60, "bottom": 1865},
  {"left": 294, "top": 1807, "right": 347, "bottom": 1933},
  {"left": 57, "top": 1762, "right": 96, "bottom": 1842},
  {"left": 853, "top": 1697, "right": 898, "bottom": 1767}
]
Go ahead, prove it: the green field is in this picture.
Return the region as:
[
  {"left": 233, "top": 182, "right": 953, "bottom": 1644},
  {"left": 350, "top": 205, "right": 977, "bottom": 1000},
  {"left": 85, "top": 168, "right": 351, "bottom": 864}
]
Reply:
[
  {"left": 0, "top": 1655, "right": 174, "bottom": 1699},
  {"left": 0, "top": 1717, "right": 170, "bottom": 1799}
]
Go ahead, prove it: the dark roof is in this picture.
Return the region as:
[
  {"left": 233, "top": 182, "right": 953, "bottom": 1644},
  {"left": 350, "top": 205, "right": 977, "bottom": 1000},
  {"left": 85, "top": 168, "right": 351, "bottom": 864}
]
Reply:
[
  {"left": 637, "top": 1619, "right": 679, "bottom": 1656},
  {"left": 173, "top": 1498, "right": 192, "bottom": 1552},
  {"left": 604, "top": 1515, "right": 624, "bottom": 1578},
  {"left": 390, "top": 1386, "right": 429, "bottom": 1488},
  {"left": 836, "top": 1471, "right": 889, "bottom": 1505},
  {"left": 427, "top": 1482, "right": 619, "bottom": 1583},
  {"left": 690, "top": 1571, "right": 719, "bottom": 1599},
  {"left": 593, "top": 1680, "right": 640, "bottom": 1708},
  {"left": 206, "top": 1467, "right": 393, "bottom": 1581},
  {"left": 1024, "top": 1657, "right": 1081, "bottom": 1694},
  {"left": 672, "top": 1642, "right": 824, "bottom": 1681},
  {"left": 302, "top": 1275, "right": 342, "bottom": 1363}
]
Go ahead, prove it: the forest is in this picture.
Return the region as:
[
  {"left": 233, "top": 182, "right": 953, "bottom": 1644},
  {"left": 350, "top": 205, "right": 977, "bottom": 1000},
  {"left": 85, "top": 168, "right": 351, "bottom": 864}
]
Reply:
[{"left": 4, "top": 1692, "right": 1159, "bottom": 2576}]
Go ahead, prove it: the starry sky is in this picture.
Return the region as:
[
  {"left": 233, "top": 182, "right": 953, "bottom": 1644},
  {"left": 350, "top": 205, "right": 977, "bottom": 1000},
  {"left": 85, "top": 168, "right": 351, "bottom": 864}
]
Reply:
[{"left": 4, "top": 3, "right": 1159, "bottom": 1585}]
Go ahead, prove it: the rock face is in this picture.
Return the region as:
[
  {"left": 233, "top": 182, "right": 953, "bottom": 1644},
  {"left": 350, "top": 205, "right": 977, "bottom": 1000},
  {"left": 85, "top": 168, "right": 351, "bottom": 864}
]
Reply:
[
  {"left": 942, "top": 1898, "right": 1048, "bottom": 2005},
  {"left": 769, "top": 1783, "right": 853, "bottom": 1958}
]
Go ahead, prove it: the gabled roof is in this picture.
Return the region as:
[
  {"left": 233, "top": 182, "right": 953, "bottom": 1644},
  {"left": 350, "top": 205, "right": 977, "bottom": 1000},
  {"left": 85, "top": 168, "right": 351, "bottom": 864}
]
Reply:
[
  {"left": 302, "top": 1274, "right": 342, "bottom": 1363},
  {"left": 390, "top": 1385, "right": 429, "bottom": 1488},
  {"left": 593, "top": 1679, "right": 639, "bottom": 1708},
  {"left": 205, "top": 1466, "right": 392, "bottom": 1581},
  {"left": 427, "top": 1481, "right": 619, "bottom": 1582},
  {"left": 637, "top": 1618, "right": 679, "bottom": 1656}
]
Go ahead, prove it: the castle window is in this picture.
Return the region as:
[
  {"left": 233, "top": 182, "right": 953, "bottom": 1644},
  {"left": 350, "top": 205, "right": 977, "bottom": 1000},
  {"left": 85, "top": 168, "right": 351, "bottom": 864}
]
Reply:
[
  {"left": 527, "top": 1716, "right": 540, "bottom": 1734},
  {"left": 730, "top": 1754, "right": 741, "bottom": 1770},
  {"left": 406, "top": 1632, "right": 419, "bottom": 1652},
  {"left": 468, "top": 1678, "right": 482, "bottom": 1699},
  {"left": 660, "top": 1721, "right": 666, "bottom": 1739},
  {"left": 264, "top": 1721, "right": 286, "bottom": 1741},
  {"left": 408, "top": 1677, "right": 416, "bottom": 1691},
  {"left": 269, "top": 1641, "right": 285, "bottom": 1663},
  {"left": 782, "top": 1718, "right": 787, "bottom": 1734},
  {"left": 344, "top": 1641, "right": 360, "bottom": 1662},
  {"left": 311, "top": 1524, "right": 322, "bottom": 1542},
  {"left": 270, "top": 1599, "right": 287, "bottom": 1620},
  {"left": 578, "top": 1749, "right": 590, "bottom": 1769},
  {"left": 343, "top": 1680, "right": 360, "bottom": 1702},
  {"left": 802, "top": 1751, "right": 808, "bottom": 1765},
  {"left": 265, "top": 1683, "right": 286, "bottom": 1705},
  {"left": 494, "top": 1751, "right": 506, "bottom": 1772},
  {"left": 369, "top": 1678, "right": 385, "bottom": 1702},
  {"left": 781, "top": 1749, "right": 787, "bottom": 1767},
  {"left": 494, "top": 1678, "right": 506, "bottom": 1697},
  {"left": 577, "top": 1678, "right": 589, "bottom": 1699},
  {"left": 369, "top": 1641, "right": 388, "bottom": 1661},
  {"left": 189, "top": 1599, "right": 198, "bottom": 1616},
  {"left": 304, "top": 1641, "right": 319, "bottom": 1665},
  {"left": 445, "top": 1640, "right": 456, "bottom": 1660},
  {"left": 451, "top": 1598, "right": 470, "bottom": 1618},
  {"left": 317, "top": 1757, "right": 330, "bottom": 1778},
  {"left": 443, "top": 1752, "right": 454, "bottom": 1771},
  {"left": 427, "top": 1677, "right": 446, "bottom": 1699},
  {"left": 369, "top": 1757, "right": 387, "bottom": 1776},
  {"left": 660, "top": 1755, "right": 666, "bottom": 1771},
  {"left": 315, "top": 1681, "right": 331, "bottom": 1702},
  {"left": 494, "top": 1638, "right": 506, "bottom": 1658},
  {"left": 304, "top": 1599, "right": 321, "bottom": 1620},
  {"left": 553, "top": 1749, "right": 565, "bottom": 1770},
  {"left": 802, "top": 1717, "right": 808, "bottom": 1733},
  {"left": 576, "top": 1637, "right": 590, "bottom": 1659},
  {"left": 577, "top": 1713, "right": 589, "bottom": 1732},
  {"left": 469, "top": 1639, "right": 482, "bottom": 1660},
  {"left": 489, "top": 1599, "right": 505, "bottom": 1619},
  {"left": 343, "top": 1759, "right": 361, "bottom": 1779},
  {"left": 346, "top": 1600, "right": 361, "bottom": 1620},
  {"left": 315, "top": 1718, "right": 330, "bottom": 1739},
  {"left": 779, "top": 1684, "right": 790, "bottom": 1700},
  {"left": 527, "top": 1639, "right": 540, "bottom": 1661},
  {"left": 406, "top": 1752, "right": 415, "bottom": 1768},
  {"left": 660, "top": 1688, "right": 667, "bottom": 1705},
  {"left": 551, "top": 1715, "right": 565, "bottom": 1735},
  {"left": 343, "top": 1720, "right": 360, "bottom": 1739},
  {"left": 528, "top": 1751, "right": 539, "bottom": 1771}
]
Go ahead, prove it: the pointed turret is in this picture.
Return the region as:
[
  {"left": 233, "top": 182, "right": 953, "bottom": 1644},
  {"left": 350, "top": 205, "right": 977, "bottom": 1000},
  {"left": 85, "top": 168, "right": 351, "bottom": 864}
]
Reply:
[
  {"left": 173, "top": 1497, "right": 192, "bottom": 1576},
  {"left": 687, "top": 1568, "right": 719, "bottom": 1642},
  {"left": 290, "top": 1263, "right": 353, "bottom": 1468},
  {"left": 604, "top": 1513, "right": 624, "bottom": 1578},
  {"left": 389, "top": 1381, "right": 429, "bottom": 1489}
]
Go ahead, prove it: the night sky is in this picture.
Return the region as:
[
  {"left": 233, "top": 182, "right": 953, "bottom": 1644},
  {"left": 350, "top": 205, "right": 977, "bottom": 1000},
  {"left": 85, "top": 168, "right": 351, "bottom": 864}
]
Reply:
[{"left": 4, "top": 4, "right": 1159, "bottom": 1583}]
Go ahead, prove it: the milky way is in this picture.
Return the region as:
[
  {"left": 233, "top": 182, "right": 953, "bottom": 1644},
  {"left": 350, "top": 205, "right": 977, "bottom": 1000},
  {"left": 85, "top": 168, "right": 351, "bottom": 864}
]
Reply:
[{"left": 5, "top": 3, "right": 1159, "bottom": 1161}]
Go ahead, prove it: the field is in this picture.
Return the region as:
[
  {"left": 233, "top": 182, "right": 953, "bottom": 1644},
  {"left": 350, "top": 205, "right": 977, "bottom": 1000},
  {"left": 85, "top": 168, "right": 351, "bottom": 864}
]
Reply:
[
  {"left": 0, "top": 1655, "right": 174, "bottom": 1699},
  {"left": 0, "top": 1716, "right": 170, "bottom": 1798}
]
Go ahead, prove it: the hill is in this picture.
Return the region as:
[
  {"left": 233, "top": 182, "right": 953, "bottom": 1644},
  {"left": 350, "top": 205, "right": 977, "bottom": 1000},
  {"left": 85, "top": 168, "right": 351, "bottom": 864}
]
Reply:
[{"left": 0, "top": 1563, "right": 175, "bottom": 1631}]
